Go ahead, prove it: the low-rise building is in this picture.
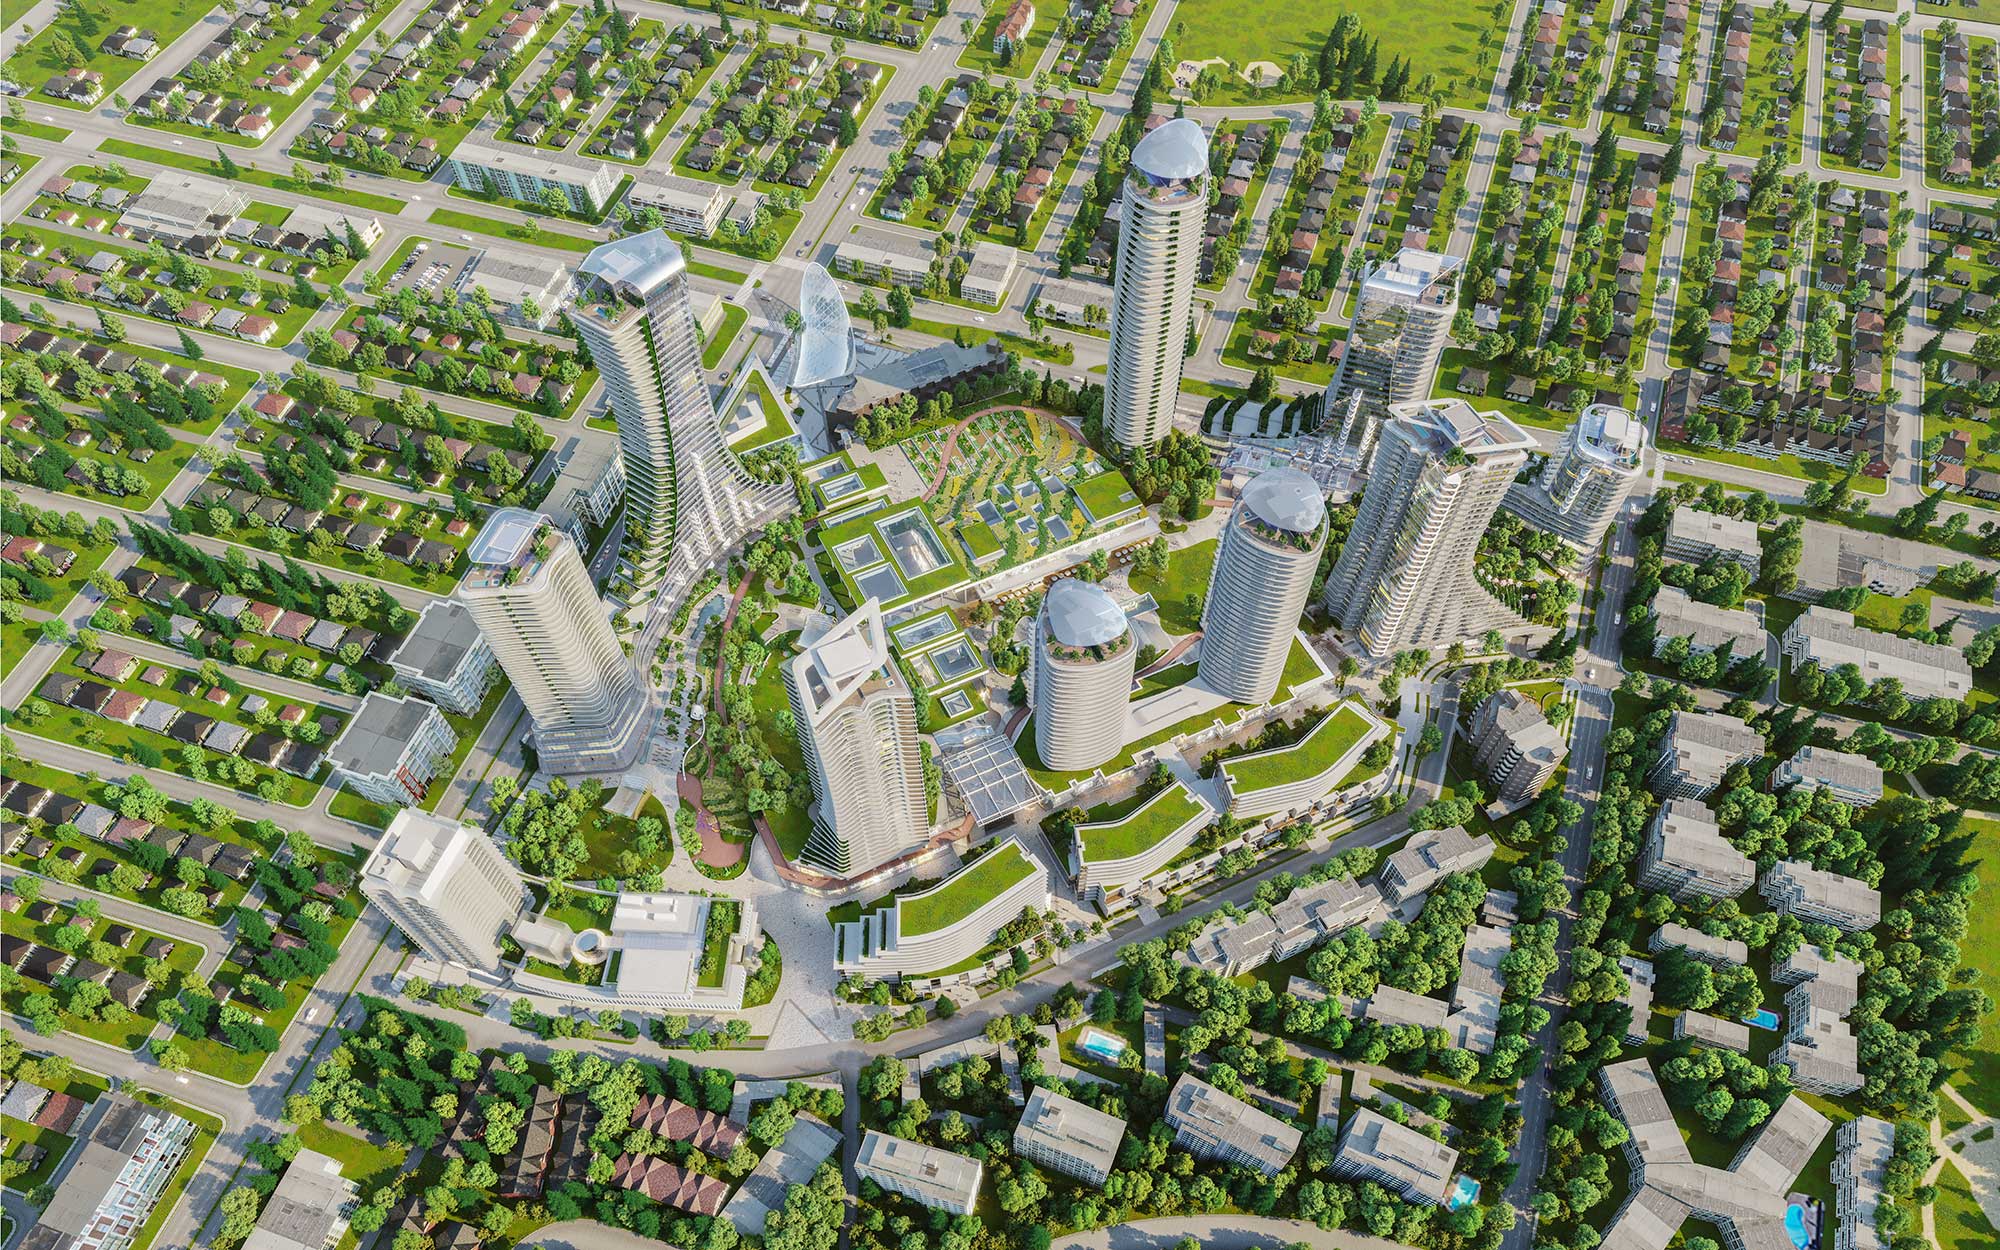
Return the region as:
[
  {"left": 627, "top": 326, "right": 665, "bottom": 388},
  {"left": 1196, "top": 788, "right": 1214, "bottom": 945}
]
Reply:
[
  {"left": 1013, "top": 1086, "right": 1125, "bottom": 1185},
  {"left": 1759, "top": 860, "right": 1882, "bottom": 932},
  {"left": 959, "top": 241, "right": 1017, "bottom": 305},
  {"left": 1164, "top": 1074, "right": 1302, "bottom": 1178},
  {"left": 1833, "top": 1117, "right": 1896, "bottom": 1250},
  {"left": 1218, "top": 700, "right": 1392, "bottom": 819},
  {"left": 1181, "top": 875, "right": 1384, "bottom": 977},
  {"left": 18, "top": 1094, "right": 197, "bottom": 1250},
  {"left": 1649, "top": 585, "right": 1766, "bottom": 659},
  {"left": 1464, "top": 689, "right": 1567, "bottom": 806},
  {"left": 1673, "top": 1010, "right": 1751, "bottom": 1053},
  {"left": 1379, "top": 825, "right": 1495, "bottom": 904},
  {"left": 121, "top": 175, "right": 248, "bottom": 242},
  {"left": 1773, "top": 745, "right": 1885, "bottom": 808},
  {"left": 242, "top": 1148, "right": 359, "bottom": 1250},
  {"left": 832, "top": 230, "right": 933, "bottom": 286},
  {"left": 324, "top": 692, "right": 459, "bottom": 809},
  {"left": 385, "top": 600, "right": 498, "bottom": 716},
  {"left": 1664, "top": 508, "right": 1762, "bottom": 577},
  {"left": 1647, "top": 708, "right": 1763, "bottom": 799},
  {"left": 1788, "top": 521, "right": 1951, "bottom": 603},
  {"left": 834, "top": 837, "right": 1050, "bottom": 984},
  {"left": 445, "top": 135, "right": 623, "bottom": 214},
  {"left": 1780, "top": 606, "right": 1973, "bottom": 702},
  {"left": 1032, "top": 277, "right": 1112, "bottom": 328},
  {"left": 460, "top": 247, "right": 574, "bottom": 330},
  {"left": 1774, "top": 998, "right": 1864, "bottom": 1095},
  {"left": 1331, "top": 1108, "right": 1459, "bottom": 1205},
  {"left": 1617, "top": 956, "right": 1655, "bottom": 1045},
  {"left": 1649, "top": 922, "right": 1748, "bottom": 967},
  {"left": 1637, "top": 799, "right": 1755, "bottom": 900},
  {"left": 627, "top": 168, "right": 731, "bottom": 238},
  {"left": 853, "top": 1131, "right": 982, "bottom": 1214},
  {"left": 1070, "top": 780, "right": 1213, "bottom": 912}
]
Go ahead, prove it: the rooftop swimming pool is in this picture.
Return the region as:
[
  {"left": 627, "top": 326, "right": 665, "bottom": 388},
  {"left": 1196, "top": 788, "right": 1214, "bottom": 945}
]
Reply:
[
  {"left": 1077, "top": 1027, "right": 1128, "bottom": 1064},
  {"left": 1446, "top": 1175, "right": 1481, "bottom": 1211}
]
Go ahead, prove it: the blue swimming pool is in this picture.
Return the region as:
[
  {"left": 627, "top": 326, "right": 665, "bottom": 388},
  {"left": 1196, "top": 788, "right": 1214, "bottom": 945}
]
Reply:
[
  {"left": 1077, "top": 1028, "right": 1127, "bottom": 1063},
  {"left": 1784, "top": 1203, "right": 1812, "bottom": 1250},
  {"left": 1447, "top": 1175, "right": 1481, "bottom": 1211},
  {"left": 1743, "top": 1009, "right": 1781, "bottom": 1030}
]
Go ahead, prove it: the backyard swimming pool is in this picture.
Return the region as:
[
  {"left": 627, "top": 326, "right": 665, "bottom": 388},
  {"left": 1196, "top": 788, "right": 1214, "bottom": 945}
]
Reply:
[
  {"left": 1447, "top": 1175, "right": 1481, "bottom": 1211},
  {"left": 1743, "top": 1009, "right": 1781, "bottom": 1030},
  {"left": 1077, "top": 1027, "right": 1128, "bottom": 1064},
  {"left": 1784, "top": 1203, "right": 1813, "bottom": 1249}
]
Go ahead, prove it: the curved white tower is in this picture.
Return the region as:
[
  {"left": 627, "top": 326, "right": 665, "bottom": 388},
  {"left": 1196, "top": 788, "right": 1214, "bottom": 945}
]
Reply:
[
  {"left": 1504, "top": 402, "right": 1647, "bottom": 548},
  {"left": 783, "top": 599, "right": 928, "bottom": 878},
  {"left": 791, "top": 262, "right": 854, "bottom": 388},
  {"left": 1322, "top": 400, "right": 1537, "bottom": 658},
  {"left": 1031, "top": 578, "right": 1136, "bottom": 772},
  {"left": 458, "top": 508, "right": 653, "bottom": 775},
  {"left": 571, "top": 231, "right": 790, "bottom": 617},
  {"left": 1326, "top": 249, "right": 1462, "bottom": 428},
  {"left": 1105, "top": 118, "right": 1209, "bottom": 450},
  {"left": 1199, "top": 468, "right": 1327, "bottom": 704}
]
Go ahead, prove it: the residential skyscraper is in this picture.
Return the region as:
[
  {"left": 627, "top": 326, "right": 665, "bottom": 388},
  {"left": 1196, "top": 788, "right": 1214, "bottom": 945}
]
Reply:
[
  {"left": 1031, "top": 578, "right": 1136, "bottom": 772},
  {"left": 570, "top": 230, "right": 789, "bottom": 614},
  {"left": 1327, "top": 249, "right": 1461, "bottom": 426},
  {"left": 1199, "top": 467, "right": 1326, "bottom": 703},
  {"left": 458, "top": 508, "right": 653, "bottom": 775},
  {"left": 1504, "top": 403, "right": 1647, "bottom": 547},
  {"left": 783, "top": 599, "right": 928, "bottom": 878},
  {"left": 360, "top": 809, "right": 531, "bottom": 971},
  {"left": 1321, "top": 399, "right": 1535, "bottom": 657},
  {"left": 1104, "top": 118, "right": 1209, "bottom": 449}
]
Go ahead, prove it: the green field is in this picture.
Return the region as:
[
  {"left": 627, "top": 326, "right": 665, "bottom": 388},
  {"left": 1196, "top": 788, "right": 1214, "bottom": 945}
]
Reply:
[
  {"left": 1129, "top": 538, "right": 1217, "bottom": 634},
  {"left": 703, "top": 303, "right": 749, "bottom": 369},
  {"left": 1935, "top": 1154, "right": 1999, "bottom": 1248},
  {"left": 1949, "top": 810, "right": 2000, "bottom": 1112},
  {"left": 1172, "top": 0, "right": 1492, "bottom": 109},
  {"left": 899, "top": 840, "right": 1035, "bottom": 937}
]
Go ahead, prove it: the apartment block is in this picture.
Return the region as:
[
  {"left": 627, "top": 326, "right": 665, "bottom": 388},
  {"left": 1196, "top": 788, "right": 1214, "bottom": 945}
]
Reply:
[
  {"left": 1833, "top": 1117, "right": 1896, "bottom": 1250},
  {"left": 1012, "top": 1086, "right": 1125, "bottom": 1185},
  {"left": 1649, "top": 922, "right": 1748, "bottom": 967},
  {"left": 1649, "top": 585, "right": 1766, "bottom": 660},
  {"left": 1181, "top": 875, "right": 1384, "bottom": 976},
  {"left": 1663, "top": 508, "right": 1762, "bottom": 578},
  {"left": 1673, "top": 1010, "right": 1751, "bottom": 1053},
  {"left": 1331, "top": 1108, "right": 1460, "bottom": 1206},
  {"left": 1647, "top": 708, "right": 1763, "bottom": 799},
  {"left": 1781, "top": 606, "right": 1973, "bottom": 702},
  {"left": 1165, "top": 1074, "right": 1301, "bottom": 1177},
  {"left": 385, "top": 599, "right": 497, "bottom": 716},
  {"left": 627, "top": 168, "right": 730, "bottom": 238},
  {"left": 1759, "top": 860, "right": 1882, "bottom": 932},
  {"left": 1465, "top": 688, "right": 1567, "bottom": 806},
  {"left": 1379, "top": 825, "right": 1495, "bottom": 905},
  {"left": 445, "top": 135, "right": 623, "bottom": 214},
  {"left": 1773, "top": 745, "right": 1884, "bottom": 808},
  {"left": 324, "top": 692, "right": 459, "bottom": 809},
  {"left": 1637, "top": 799, "right": 1755, "bottom": 900},
  {"left": 853, "top": 1132, "right": 982, "bottom": 1214}
]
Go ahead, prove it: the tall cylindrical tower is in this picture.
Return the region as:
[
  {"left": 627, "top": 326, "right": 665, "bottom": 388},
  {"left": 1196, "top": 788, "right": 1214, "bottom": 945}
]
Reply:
[
  {"left": 1198, "top": 468, "right": 1327, "bottom": 704},
  {"left": 1105, "top": 118, "right": 1210, "bottom": 450},
  {"left": 1031, "top": 578, "right": 1136, "bottom": 772},
  {"left": 458, "top": 507, "right": 653, "bottom": 775}
]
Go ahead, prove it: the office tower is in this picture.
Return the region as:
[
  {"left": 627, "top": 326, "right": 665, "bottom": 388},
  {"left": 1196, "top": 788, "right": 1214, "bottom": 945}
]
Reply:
[
  {"left": 1199, "top": 467, "right": 1326, "bottom": 703},
  {"left": 570, "top": 230, "right": 789, "bottom": 611},
  {"left": 1031, "top": 578, "right": 1136, "bottom": 771},
  {"left": 1104, "top": 118, "right": 1209, "bottom": 449},
  {"left": 1327, "top": 249, "right": 1462, "bottom": 424},
  {"left": 458, "top": 507, "right": 653, "bottom": 775},
  {"left": 1321, "top": 399, "right": 1536, "bottom": 657},
  {"left": 1505, "top": 403, "right": 1647, "bottom": 547},
  {"left": 360, "top": 809, "right": 531, "bottom": 971},
  {"left": 783, "top": 599, "right": 927, "bottom": 878}
]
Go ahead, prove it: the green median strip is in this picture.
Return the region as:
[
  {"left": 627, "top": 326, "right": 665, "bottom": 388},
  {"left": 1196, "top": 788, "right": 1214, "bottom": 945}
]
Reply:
[
  {"left": 95, "top": 140, "right": 405, "bottom": 214},
  {"left": 12, "top": 120, "right": 70, "bottom": 142},
  {"left": 426, "top": 208, "right": 597, "bottom": 253}
]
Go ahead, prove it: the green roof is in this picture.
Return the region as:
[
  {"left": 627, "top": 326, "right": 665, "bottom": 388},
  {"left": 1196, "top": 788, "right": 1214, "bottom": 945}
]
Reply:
[
  {"left": 897, "top": 840, "right": 1037, "bottom": 937},
  {"left": 959, "top": 520, "right": 1004, "bottom": 558},
  {"left": 1072, "top": 468, "right": 1141, "bottom": 522},
  {"left": 1222, "top": 701, "right": 1377, "bottom": 795},
  {"left": 1078, "top": 780, "right": 1209, "bottom": 864}
]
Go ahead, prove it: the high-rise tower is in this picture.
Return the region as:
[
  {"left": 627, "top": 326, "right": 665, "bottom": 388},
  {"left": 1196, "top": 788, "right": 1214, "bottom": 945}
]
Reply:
[
  {"left": 1326, "top": 249, "right": 1462, "bottom": 426},
  {"left": 1504, "top": 402, "right": 1647, "bottom": 548},
  {"left": 783, "top": 599, "right": 928, "bottom": 878},
  {"left": 1199, "top": 468, "right": 1327, "bottom": 704},
  {"left": 361, "top": 809, "right": 531, "bottom": 972},
  {"left": 1322, "top": 400, "right": 1536, "bottom": 658},
  {"left": 1105, "top": 118, "right": 1209, "bottom": 450},
  {"left": 1031, "top": 578, "right": 1136, "bottom": 772},
  {"left": 570, "top": 230, "right": 789, "bottom": 613},
  {"left": 458, "top": 508, "right": 653, "bottom": 775}
]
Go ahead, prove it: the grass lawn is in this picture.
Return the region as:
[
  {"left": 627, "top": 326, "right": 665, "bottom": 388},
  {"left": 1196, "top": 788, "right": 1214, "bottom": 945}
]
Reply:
[
  {"left": 1, "top": 1114, "right": 71, "bottom": 1189},
  {"left": 295, "top": 1121, "right": 408, "bottom": 1193},
  {"left": 702, "top": 302, "right": 749, "bottom": 369},
  {"left": 898, "top": 839, "right": 1035, "bottom": 937},
  {"left": 1658, "top": 439, "right": 1890, "bottom": 495},
  {"left": 741, "top": 631, "right": 812, "bottom": 858},
  {"left": 1946, "top": 808, "right": 2000, "bottom": 1112},
  {"left": 426, "top": 209, "right": 598, "bottom": 254},
  {"left": 11, "top": 119, "right": 70, "bottom": 141},
  {"left": 1935, "top": 1154, "right": 1999, "bottom": 1247},
  {"left": 3, "top": 0, "right": 209, "bottom": 105},
  {"left": 1128, "top": 538, "right": 1216, "bottom": 634},
  {"left": 94, "top": 140, "right": 406, "bottom": 215},
  {"left": 957, "top": 0, "right": 1058, "bottom": 77},
  {"left": 1171, "top": 0, "right": 1491, "bottom": 110},
  {"left": 726, "top": 370, "right": 796, "bottom": 454},
  {"left": 1076, "top": 780, "right": 1206, "bottom": 864},
  {"left": 1221, "top": 700, "right": 1374, "bottom": 795}
]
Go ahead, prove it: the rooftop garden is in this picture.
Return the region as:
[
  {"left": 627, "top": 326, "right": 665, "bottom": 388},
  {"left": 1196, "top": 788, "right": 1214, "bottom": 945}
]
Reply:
[
  {"left": 1221, "top": 700, "right": 1377, "bottom": 795},
  {"left": 897, "top": 839, "right": 1035, "bottom": 938},
  {"left": 1077, "top": 780, "right": 1209, "bottom": 864}
]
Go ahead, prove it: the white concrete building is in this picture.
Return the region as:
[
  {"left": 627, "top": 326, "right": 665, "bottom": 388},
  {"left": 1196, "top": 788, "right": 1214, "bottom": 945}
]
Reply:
[
  {"left": 627, "top": 168, "right": 731, "bottom": 238},
  {"left": 242, "top": 1149, "right": 358, "bottom": 1250},
  {"left": 854, "top": 1132, "right": 982, "bottom": 1214},
  {"left": 1637, "top": 799, "right": 1755, "bottom": 900},
  {"left": 1013, "top": 1086, "right": 1125, "bottom": 1185},
  {"left": 19, "top": 1094, "right": 197, "bottom": 1250},
  {"left": 1217, "top": 699, "right": 1392, "bottom": 818},
  {"left": 385, "top": 599, "right": 497, "bottom": 716},
  {"left": 360, "top": 809, "right": 531, "bottom": 972},
  {"left": 324, "top": 692, "right": 458, "bottom": 809},
  {"left": 1328, "top": 249, "right": 1462, "bottom": 428},
  {"left": 1321, "top": 400, "right": 1536, "bottom": 657},
  {"left": 1332, "top": 1108, "right": 1459, "bottom": 1205},
  {"left": 1833, "top": 1117, "right": 1896, "bottom": 1250},
  {"left": 1165, "top": 1073, "right": 1301, "bottom": 1178},
  {"left": 1780, "top": 606, "right": 1975, "bottom": 702},
  {"left": 445, "top": 134, "right": 623, "bottom": 213},
  {"left": 1105, "top": 118, "right": 1209, "bottom": 448},
  {"left": 1379, "top": 825, "right": 1496, "bottom": 904},
  {"left": 1649, "top": 585, "right": 1766, "bottom": 660},
  {"left": 122, "top": 174, "right": 248, "bottom": 242},
  {"left": 785, "top": 600, "right": 928, "bottom": 878},
  {"left": 1647, "top": 708, "right": 1763, "bottom": 799},
  {"left": 1663, "top": 508, "right": 1763, "bottom": 578},
  {"left": 571, "top": 231, "right": 790, "bottom": 611},
  {"left": 1199, "top": 467, "right": 1326, "bottom": 703},
  {"left": 1759, "top": 859, "right": 1883, "bottom": 932},
  {"left": 1773, "top": 745, "right": 1885, "bottom": 807},
  {"left": 1465, "top": 688, "right": 1567, "bottom": 806},
  {"left": 1071, "top": 781, "right": 1215, "bottom": 910},
  {"left": 457, "top": 509, "right": 653, "bottom": 775},
  {"left": 1030, "top": 578, "right": 1136, "bottom": 773},
  {"left": 460, "top": 247, "right": 574, "bottom": 330},
  {"left": 959, "top": 240, "right": 1017, "bottom": 305}
]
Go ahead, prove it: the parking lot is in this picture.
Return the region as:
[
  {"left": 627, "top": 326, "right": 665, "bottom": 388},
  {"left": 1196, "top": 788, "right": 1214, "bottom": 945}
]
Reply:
[{"left": 384, "top": 241, "right": 478, "bottom": 301}]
